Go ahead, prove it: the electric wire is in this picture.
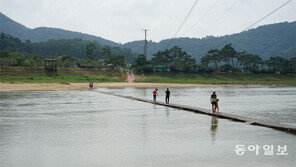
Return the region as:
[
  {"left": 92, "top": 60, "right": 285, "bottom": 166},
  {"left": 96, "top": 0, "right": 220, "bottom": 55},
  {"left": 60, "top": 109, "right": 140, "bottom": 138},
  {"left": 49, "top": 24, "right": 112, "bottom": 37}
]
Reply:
[
  {"left": 242, "top": 0, "right": 293, "bottom": 32},
  {"left": 181, "top": 0, "right": 221, "bottom": 36},
  {"left": 198, "top": 0, "right": 240, "bottom": 37},
  {"left": 215, "top": 0, "right": 293, "bottom": 48},
  {"left": 172, "top": 0, "right": 200, "bottom": 38}
]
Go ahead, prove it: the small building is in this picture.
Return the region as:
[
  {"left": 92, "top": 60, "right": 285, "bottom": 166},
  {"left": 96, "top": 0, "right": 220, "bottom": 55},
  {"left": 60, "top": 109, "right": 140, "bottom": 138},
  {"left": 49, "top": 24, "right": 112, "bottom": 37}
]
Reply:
[
  {"left": 98, "top": 59, "right": 105, "bottom": 63},
  {"left": 154, "top": 66, "right": 171, "bottom": 72},
  {"left": 79, "top": 64, "right": 94, "bottom": 68}
]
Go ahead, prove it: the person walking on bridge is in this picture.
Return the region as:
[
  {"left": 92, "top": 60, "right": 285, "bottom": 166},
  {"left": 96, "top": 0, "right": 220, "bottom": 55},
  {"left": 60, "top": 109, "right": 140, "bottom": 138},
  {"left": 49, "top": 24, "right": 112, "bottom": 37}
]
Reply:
[
  {"left": 153, "top": 88, "right": 158, "bottom": 102},
  {"left": 165, "top": 88, "right": 170, "bottom": 104},
  {"left": 210, "top": 91, "right": 219, "bottom": 113}
]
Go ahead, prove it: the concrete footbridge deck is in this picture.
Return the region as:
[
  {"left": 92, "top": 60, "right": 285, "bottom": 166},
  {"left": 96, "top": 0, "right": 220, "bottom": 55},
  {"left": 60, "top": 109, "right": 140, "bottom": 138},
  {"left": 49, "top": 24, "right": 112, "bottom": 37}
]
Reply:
[{"left": 96, "top": 91, "right": 296, "bottom": 134}]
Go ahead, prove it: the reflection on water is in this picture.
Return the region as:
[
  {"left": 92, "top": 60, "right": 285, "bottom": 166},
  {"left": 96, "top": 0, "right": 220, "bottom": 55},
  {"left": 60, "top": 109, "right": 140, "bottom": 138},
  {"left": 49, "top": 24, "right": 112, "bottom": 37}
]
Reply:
[
  {"left": 0, "top": 89, "right": 295, "bottom": 167},
  {"left": 165, "top": 107, "right": 170, "bottom": 117},
  {"left": 211, "top": 116, "right": 219, "bottom": 143}
]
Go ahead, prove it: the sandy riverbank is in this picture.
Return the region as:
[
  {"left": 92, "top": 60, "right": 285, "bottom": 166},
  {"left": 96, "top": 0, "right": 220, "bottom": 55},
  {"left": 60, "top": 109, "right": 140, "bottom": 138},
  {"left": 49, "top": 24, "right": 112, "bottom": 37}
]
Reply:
[{"left": 0, "top": 82, "right": 235, "bottom": 91}]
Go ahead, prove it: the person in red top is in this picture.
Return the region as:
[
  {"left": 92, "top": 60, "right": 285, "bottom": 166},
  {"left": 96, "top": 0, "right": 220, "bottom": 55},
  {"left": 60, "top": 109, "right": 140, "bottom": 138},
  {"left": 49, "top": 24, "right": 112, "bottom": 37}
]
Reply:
[
  {"left": 89, "top": 82, "right": 93, "bottom": 89},
  {"left": 153, "top": 88, "right": 158, "bottom": 102}
]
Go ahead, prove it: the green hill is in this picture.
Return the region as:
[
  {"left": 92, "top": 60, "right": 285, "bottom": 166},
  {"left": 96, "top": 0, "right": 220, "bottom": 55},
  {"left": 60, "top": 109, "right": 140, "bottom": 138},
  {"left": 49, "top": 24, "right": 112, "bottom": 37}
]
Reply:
[
  {"left": 124, "top": 21, "right": 296, "bottom": 60},
  {"left": 0, "top": 12, "right": 119, "bottom": 47},
  {"left": 1, "top": 11, "right": 295, "bottom": 61},
  {"left": 0, "top": 33, "right": 136, "bottom": 63}
]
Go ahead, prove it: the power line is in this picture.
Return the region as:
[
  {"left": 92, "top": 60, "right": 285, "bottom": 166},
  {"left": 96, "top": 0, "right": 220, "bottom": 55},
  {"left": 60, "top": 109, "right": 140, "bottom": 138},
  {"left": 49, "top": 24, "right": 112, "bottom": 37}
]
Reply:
[
  {"left": 199, "top": 0, "right": 240, "bottom": 37},
  {"left": 181, "top": 0, "right": 221, "bottom": 36},
  {"left": 216, "top": 0, "right": 293, "bottom": 48},
  {"left": 173, "top": 0, "right": 199, "bottom": 38},
  {"left": 242, "top": 0, "right": 293, "bottom": 32},
  {"left": 163, "top": 0, "right": 199, "bottom": 50}
]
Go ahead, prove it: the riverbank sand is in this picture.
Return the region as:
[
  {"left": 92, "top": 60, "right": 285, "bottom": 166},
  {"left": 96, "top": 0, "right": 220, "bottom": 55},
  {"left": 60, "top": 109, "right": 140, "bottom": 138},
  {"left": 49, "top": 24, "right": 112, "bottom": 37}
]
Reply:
[{"left": 0, "top": 82, "right": 234, "bottom": 91}]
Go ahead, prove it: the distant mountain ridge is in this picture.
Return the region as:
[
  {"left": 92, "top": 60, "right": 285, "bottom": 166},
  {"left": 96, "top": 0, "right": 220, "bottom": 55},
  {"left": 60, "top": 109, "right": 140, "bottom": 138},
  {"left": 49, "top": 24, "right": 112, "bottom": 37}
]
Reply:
[
  {"left": 1, "top": 12, "right": 295, "bottom": 60},
  {"left": 0, "top": 12, "right": 119, "bottom": 46},
  {"left": 124, "top": 21, "right": 296, "bottom": 60}
]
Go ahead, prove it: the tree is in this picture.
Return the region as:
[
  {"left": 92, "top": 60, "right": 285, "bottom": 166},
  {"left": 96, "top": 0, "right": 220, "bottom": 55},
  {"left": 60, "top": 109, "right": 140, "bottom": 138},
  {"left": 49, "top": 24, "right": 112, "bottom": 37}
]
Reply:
[
  {"left": 85, "top": 43, "right": 97, "bottom": 60},
  {"left": 57, "top": 55, "right": 79, "bottom": 68},
  {"left": 265, "top": 56, "right": 289, "bottom": 74},
  {"left": 220, "top": 43, "right": 236, "bottom": 72},
  {"left": 109, "top": 55, "right": 125, "bottom": 67},
  {"left": 238, "top": 53, "right": 262, "bottom": 72},
  {"left": 133, "top": 54, "right": 148, "bottom": 67},
  {"left": 236, "top": 51, "right": 246, "bottom": 70},
  {"left": 133, "top": 54, "right": 153, "bottom": 73},
  {"left": 150, "top": 46, "right": 196, "bottom": 72},
  {"left": 0, "top": 50, "right": 11, "bottom": 67},
  {"left": 169, "top": 46, "right": 184, "bottom": 70},
  {"left": 151, "top": 50, "right": 170, "bottom": 70},
  {"left": 24, "top": 40, "right": 33, "bottom": 53},
  {"left": 162, "top": 49, "right": 171, "bottom": 70},
  {"left": 11, "top": 52, "right": 25, "bottom": 66},
  {"left": 101, "top": 48, "right": 125, "bottom": 67},
  {"left": 200, "top": 54, "right": 211, "bottom": 68},
  {"left": 288, "top": 57, "right": 296, "bottom": 73},
  {"left": 102, "top": 48, "right": 112, "bottom": 64},
  {"left": 101, "top": 47, "right": 112, "bottom": 60},
  {"left": 199, "top": 45, "right": 270, "bottom": 73},
  {"left": 205, "top": 49, "right": 221, "bottom": 71},
  {"left": 25, "top": 54, "right": 43, "bottom": 68},
  {"left": 182, "top": 53, "right": 196, "bottom": 72}
]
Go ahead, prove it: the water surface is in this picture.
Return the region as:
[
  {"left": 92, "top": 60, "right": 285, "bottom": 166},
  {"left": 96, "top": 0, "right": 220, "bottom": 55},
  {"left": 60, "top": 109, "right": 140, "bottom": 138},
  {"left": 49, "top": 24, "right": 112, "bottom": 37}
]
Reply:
[
  {"left": 101, "top": 86, "right": 296, "bottom": 126},
  {"left": 0, "top": 89, "right": 295, "bottom": 167}
]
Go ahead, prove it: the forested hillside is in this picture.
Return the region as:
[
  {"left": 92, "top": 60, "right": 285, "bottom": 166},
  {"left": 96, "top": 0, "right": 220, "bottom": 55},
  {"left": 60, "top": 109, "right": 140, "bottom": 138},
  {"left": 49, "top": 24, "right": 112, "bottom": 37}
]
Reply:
[
  {"left": 1, "top": 33, "right": 295, "bottom": 75},
  {"left": 0, "top": 33, "right": 136, "bottom": 63},
  {"left": 1, "top": 12, "right": 295, "bottom": 61},
  {"left": 0, "top": 12, "right": 118, "bottom": 46},
  {"left": 124, "top": 21, "right": 296, "bottom": 60}
]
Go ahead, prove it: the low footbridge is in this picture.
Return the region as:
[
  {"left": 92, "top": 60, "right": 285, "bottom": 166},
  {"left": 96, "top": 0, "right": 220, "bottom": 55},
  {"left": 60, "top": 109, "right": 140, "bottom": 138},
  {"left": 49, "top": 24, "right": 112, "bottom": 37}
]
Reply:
[{"left": 96, "top": 91, "right": 296, "bottom": 134}]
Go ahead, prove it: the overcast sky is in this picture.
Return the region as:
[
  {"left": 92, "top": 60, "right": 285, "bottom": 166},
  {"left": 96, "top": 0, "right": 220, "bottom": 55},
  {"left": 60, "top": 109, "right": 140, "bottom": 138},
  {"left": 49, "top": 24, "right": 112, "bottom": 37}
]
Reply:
[{"left": 0, "top": 0, "right": 295, "bottom": 43}]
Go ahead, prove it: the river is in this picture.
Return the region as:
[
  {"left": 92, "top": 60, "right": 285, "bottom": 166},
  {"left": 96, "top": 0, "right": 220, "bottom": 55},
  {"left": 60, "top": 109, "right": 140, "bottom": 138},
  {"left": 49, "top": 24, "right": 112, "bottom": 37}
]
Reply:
[{"left": 0, "top": 86, "right": 295, "bottom": 166}]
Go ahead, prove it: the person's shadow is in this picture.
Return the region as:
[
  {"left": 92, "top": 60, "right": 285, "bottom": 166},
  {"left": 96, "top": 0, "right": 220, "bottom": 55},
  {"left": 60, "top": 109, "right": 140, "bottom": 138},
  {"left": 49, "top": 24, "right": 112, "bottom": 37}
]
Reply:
[{"left": 211, "top": 116, "right": 219, "bottom": 143}]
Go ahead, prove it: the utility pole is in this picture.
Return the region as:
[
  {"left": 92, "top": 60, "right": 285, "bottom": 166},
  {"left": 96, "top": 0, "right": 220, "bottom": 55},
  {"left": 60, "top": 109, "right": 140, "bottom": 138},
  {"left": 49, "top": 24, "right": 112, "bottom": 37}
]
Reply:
[{"left": 142, "top": 29, "right": 148, "bottom": 58}]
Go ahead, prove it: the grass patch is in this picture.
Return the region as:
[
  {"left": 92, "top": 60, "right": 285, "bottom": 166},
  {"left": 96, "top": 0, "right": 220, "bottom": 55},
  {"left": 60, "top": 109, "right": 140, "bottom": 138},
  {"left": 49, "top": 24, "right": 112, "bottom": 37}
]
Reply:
[
  {"left": 0, "top": 67, "right": 124, "bottom": 84},
  {"left": 1, "top": 67, "right": 295, "bottom": 86},
  {"left": 137, "top": 73, "right": 296, "bottom": 86}
]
